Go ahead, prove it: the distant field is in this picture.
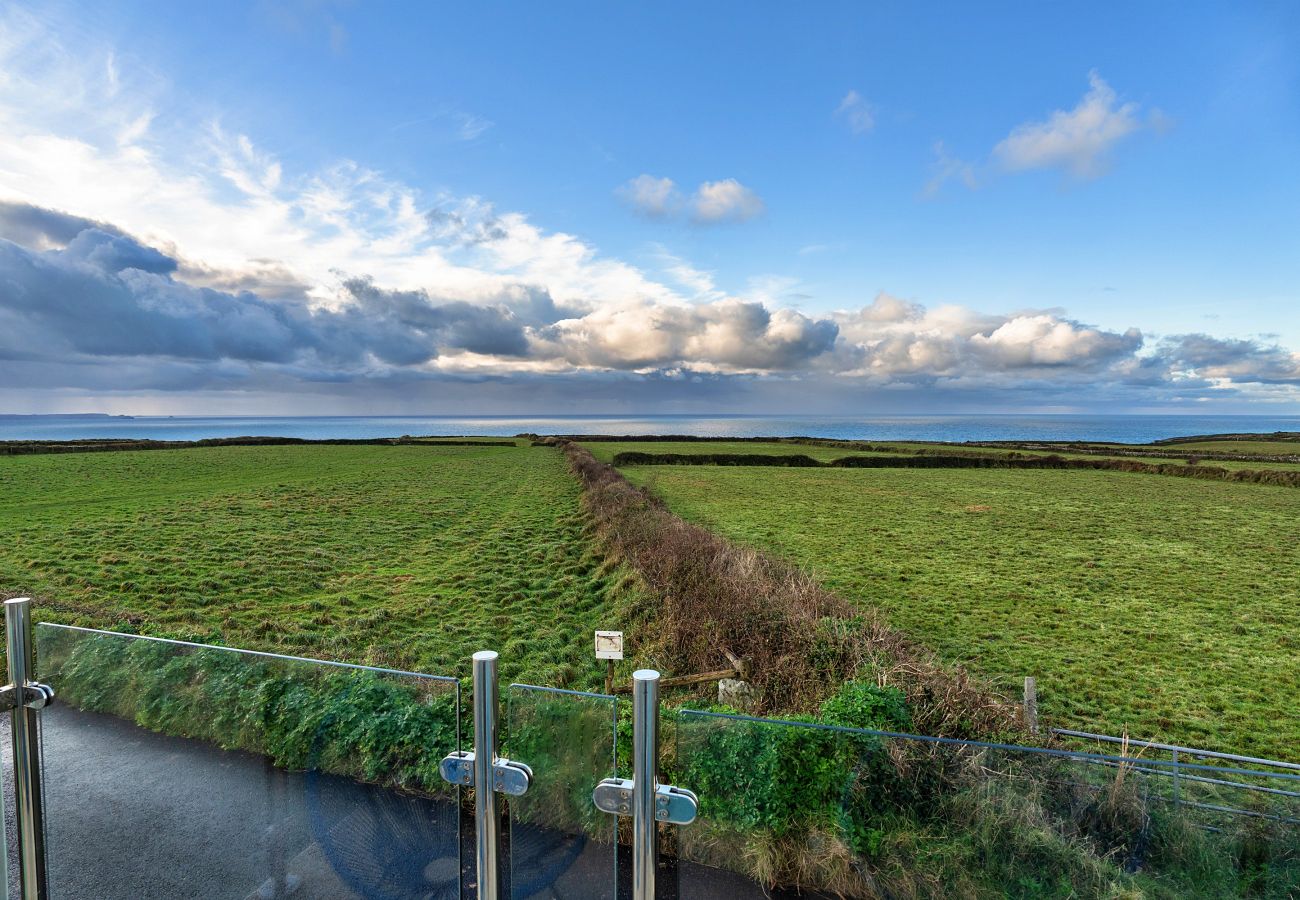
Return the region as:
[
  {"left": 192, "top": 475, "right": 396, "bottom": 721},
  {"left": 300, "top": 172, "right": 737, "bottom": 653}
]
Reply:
[
  {"left": 1159, "top": 440, "right": 1300, "bottom": 456},
  {"left": 620, "top": 464, "right": 1300, "bottom": 760},
  {"left": 0, "top": 444, "right": 635, "bottom": 687},
  {"left": 583, "top": 438, "right": 1300, "bottom": 471},
  {"left": 583, "top": 440, "right": 894, "bottom": 463}
]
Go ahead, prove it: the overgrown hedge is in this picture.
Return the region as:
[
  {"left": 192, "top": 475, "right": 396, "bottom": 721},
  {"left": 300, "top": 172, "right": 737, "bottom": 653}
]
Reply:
[
  {"left": 556, "top": 439, "right": 1020, "bottom": 735},
  {"left": 610, "top": 450, "right": 1300, "bottom": 488}
]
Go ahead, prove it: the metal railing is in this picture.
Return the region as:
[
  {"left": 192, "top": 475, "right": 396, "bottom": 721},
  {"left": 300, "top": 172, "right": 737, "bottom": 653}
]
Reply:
[
  {"left": 1052, "top": 727, "right": 1300, "bottom": 829},
  {"left": 4, "top": 601, "right": 1295, "bottom": 899}
]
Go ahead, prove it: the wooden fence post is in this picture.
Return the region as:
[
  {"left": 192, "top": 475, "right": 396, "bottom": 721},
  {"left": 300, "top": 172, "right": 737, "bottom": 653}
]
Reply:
[{"left": 1023, "top": 676, "right": 1038, "bottom": 734}]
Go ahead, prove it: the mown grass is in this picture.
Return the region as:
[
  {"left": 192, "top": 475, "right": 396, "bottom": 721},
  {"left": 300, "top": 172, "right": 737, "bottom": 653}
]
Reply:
[
  {"left": 0, "top": 444, "right": 639, "bottom": 687},
  {"left": 619, "top": 464, "right": 1300, "bottom": 760}
]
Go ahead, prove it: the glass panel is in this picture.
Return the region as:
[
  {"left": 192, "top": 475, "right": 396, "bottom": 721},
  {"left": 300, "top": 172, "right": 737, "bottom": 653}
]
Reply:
[
  {"left": 506, "top": 684, "right": 617, "bottom": 899},
  {"left": 674, "top": 710, "right": 1300, "bottom": 897},
  {"left": 35, "top": 623, "right": 461, "bottom": 900}
]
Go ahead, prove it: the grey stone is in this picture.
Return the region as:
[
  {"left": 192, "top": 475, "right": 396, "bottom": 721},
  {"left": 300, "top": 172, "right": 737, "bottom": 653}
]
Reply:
[{"left": 717, "top": 678, "right": 755, "bottom": 711}]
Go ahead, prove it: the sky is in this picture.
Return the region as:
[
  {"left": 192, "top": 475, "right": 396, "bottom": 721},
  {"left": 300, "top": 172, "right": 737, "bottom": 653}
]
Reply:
[{"left": 0, "top": 1, "right": 1297, "bottom": 415}]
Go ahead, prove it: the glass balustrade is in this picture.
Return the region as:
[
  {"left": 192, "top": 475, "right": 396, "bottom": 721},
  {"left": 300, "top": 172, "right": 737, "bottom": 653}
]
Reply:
[
  {"left": 34, "top": 623, "right": 461, "bottom": 900},
  {"left": 3, "top": 624, "right": 1295, "bottom": 897},
  {"left": 505, "top": 684, "right": 618, "bottom": 899},
  {"left": 673, "top": 709, "right": 1300, "bottom": 898}
]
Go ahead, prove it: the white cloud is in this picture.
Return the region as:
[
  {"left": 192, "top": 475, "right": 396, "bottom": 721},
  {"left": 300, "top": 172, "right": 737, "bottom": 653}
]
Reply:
[
  {"left": 922, "top": 141, "right": 978, "bottom": 197},
  {"left": 690, "top": 178, "right": 764, "bottom": 223},
  {"left": 619, "top": 175, "right": 764, "bottom": 225},
  {"left": 456, "top": 113, "right": 493, "bottom": 141},
  {"left": 829, "top": 293, "right": 1144, "bottom": 378},
  {"left": 536, "top": 297, "right": 837, "bottom": 372},
  {"left": 649, "top": 244, "right": 723, "bottom": 301},
  {"left": 993, "top": 71, "right": 1143, "bottom": 178},
  {"left": 616, "top": 174, "right": 681, "bottom": 218},
  {"left": 835, "top": 90, "right": 875, "bottom": 134}
]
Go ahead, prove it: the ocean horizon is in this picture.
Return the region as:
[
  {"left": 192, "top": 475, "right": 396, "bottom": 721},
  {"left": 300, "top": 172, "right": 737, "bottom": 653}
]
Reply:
[{"left": 3, "top": 413, "right": 1298, "bottom": 445}]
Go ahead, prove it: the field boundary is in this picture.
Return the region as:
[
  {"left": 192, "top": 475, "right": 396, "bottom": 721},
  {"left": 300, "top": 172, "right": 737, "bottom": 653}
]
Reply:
[
  {"left": 550, "top": 437, "right": 1021, "bottom": 735},
  {"left": 609, "top": 449, "right": 1300, "bottom": 487}
]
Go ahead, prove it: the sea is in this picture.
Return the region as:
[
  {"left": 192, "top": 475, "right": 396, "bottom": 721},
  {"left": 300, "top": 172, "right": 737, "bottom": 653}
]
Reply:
[{"left": 2, "top": 414, "right": 1298, "bottom": 444}]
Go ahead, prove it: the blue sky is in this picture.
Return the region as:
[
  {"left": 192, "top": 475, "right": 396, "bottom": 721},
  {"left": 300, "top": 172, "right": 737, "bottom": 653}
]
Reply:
[{"left": 0, "top": 1, "right": 1297, "bottom": 414}]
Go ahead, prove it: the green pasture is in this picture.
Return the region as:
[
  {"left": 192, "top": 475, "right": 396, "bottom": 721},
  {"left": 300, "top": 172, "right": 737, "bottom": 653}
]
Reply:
[
  {"left": 582, "top": 440, "right": 896, "bottom": 463},
  {"left": 1159, "top": 440, "right": 1300, "bottom": 456},
  {"left": 619, "top": 463, "right": 1300, "bottom": 760},
  {"left": 0, "top": 444, "right": 637, "bottom": 687}
]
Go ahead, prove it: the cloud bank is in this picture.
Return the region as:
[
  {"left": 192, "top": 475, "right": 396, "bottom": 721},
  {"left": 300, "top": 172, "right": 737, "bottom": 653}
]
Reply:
[
  {"left": 2, "top": 201, "right": 1296, "bottom": 414},
  {"left": 0, "top": 16, "right": 1292, "bottom": 414}
]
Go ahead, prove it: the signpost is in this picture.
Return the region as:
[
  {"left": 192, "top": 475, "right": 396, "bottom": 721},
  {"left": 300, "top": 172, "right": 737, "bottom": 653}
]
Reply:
[{"left": 595, "top": 630, "right": 623, "bottom": 694}]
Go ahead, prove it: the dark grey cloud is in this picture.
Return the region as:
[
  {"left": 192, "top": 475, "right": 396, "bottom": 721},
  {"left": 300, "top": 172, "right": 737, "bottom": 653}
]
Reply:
[
  {"left": 337, "top": 277, "right": 530, "bottom": 360},
  {"left": 0, "top": 212, "right": 533, "bottom": 370},
  {"left": 0, "top": 201, "right": 125, "bottom": 249},
  {"left": 64, "top": 229, "right": 178, "bottom": 275},
  {"left": 1156, "top": 334, "right": 1300, "bottom": 384}
]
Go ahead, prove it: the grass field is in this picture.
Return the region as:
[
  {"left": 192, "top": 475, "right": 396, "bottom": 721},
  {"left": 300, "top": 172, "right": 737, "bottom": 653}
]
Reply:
[
  {"left": 620, "top": 463, "right": 1300, "bottom": 760},
  {"left": 1158, "top": 440, "right": 1300, "bottom": 456},
  {"left": 583, "top": 440, "right": 895, "bottom": 463},
  {"left": 0, "top": 443, "right": 636, "bottom": 687},
  {"left": 584, "top": 438, "right": 1300, "bottom": 471}
]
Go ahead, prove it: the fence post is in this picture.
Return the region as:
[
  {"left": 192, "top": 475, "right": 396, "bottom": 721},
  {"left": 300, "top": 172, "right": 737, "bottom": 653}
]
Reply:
[
  {"left": 631, "top": 670, "right": 659, "bottom": 900},
  {"left": 1171, "top": 748, "right": 1181, "bottom": 810},
  {"left": 593, "top": 671, "right": 698, "bottom": 899},
  {"left": 1023, "top": 677, "right": 1038, "bottom": 735},
  {"left": 438, "top": 650, "right": 533, "bottom": 900},
  {"left": 473, "top": 650, "right": 503, "bottom": 899},
  {"left": 6, "top": 597, "right": 51, "bottom": 900}
]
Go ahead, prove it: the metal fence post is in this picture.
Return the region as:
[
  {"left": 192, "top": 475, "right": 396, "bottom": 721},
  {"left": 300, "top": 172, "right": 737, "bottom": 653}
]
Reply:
[
  {"left": 592, "top": 670, "right": 696, "bottom": 900},
  {"left": 631, "top": 670, "right": 659, "bottom": 900},
  {"left": 473, "top": 650, "right": 502, "bottom": 899},
  {"left": 6, "top": 598, "right": 51, "bottom": 900},
  {"left": 438, "top": 650, "right": 532, "bottom": 899}
]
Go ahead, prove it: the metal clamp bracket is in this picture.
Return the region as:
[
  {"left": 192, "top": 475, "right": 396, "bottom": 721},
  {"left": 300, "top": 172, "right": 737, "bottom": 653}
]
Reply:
[
  {"left": 593, "top": 778, "right": 697, "bottom": 824},
  {"left": 0, "top": 682, "right": 54, "bottom": 712},
  {"left": 439, "top": 750, "right": 532, "bottom": 796}
]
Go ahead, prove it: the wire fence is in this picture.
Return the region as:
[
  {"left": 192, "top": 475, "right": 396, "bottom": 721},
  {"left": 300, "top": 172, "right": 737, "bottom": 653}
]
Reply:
[{"left": 1051, "top": 727, "right": 1300, "bottom": 832}]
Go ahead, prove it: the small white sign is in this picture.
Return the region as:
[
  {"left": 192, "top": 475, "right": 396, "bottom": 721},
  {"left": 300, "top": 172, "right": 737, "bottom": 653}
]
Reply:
[{"left": 594, "top": 630, "right": 624, "bottom": 660}]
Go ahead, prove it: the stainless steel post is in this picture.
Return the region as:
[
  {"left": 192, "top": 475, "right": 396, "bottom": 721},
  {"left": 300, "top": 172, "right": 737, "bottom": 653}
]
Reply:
[
  {"left": 473, "top": 650, "right": 500, "bottom": 899},
  {"left": 6, "top": 598, "right": 49, "bottom": 900},
  {"left": 631, "top": 669, "right": 659, "bottom": 900}
]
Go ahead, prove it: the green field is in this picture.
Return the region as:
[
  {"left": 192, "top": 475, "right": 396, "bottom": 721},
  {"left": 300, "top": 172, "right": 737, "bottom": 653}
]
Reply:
[
  {"left": 0, "top": 444, "right": 635, "bottom": 687},
  {"left": 583, "top": 440, "right": 895, "bottom": 463},
  {"left": 619, "top": 463, "right": 1300, "bottom": 760},
  {"left": 584, "top": 438, "right": 1300, "bottom": 471},
  {"left": 1158, "top": 440, "right": 1300, "bottom": 456}
]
